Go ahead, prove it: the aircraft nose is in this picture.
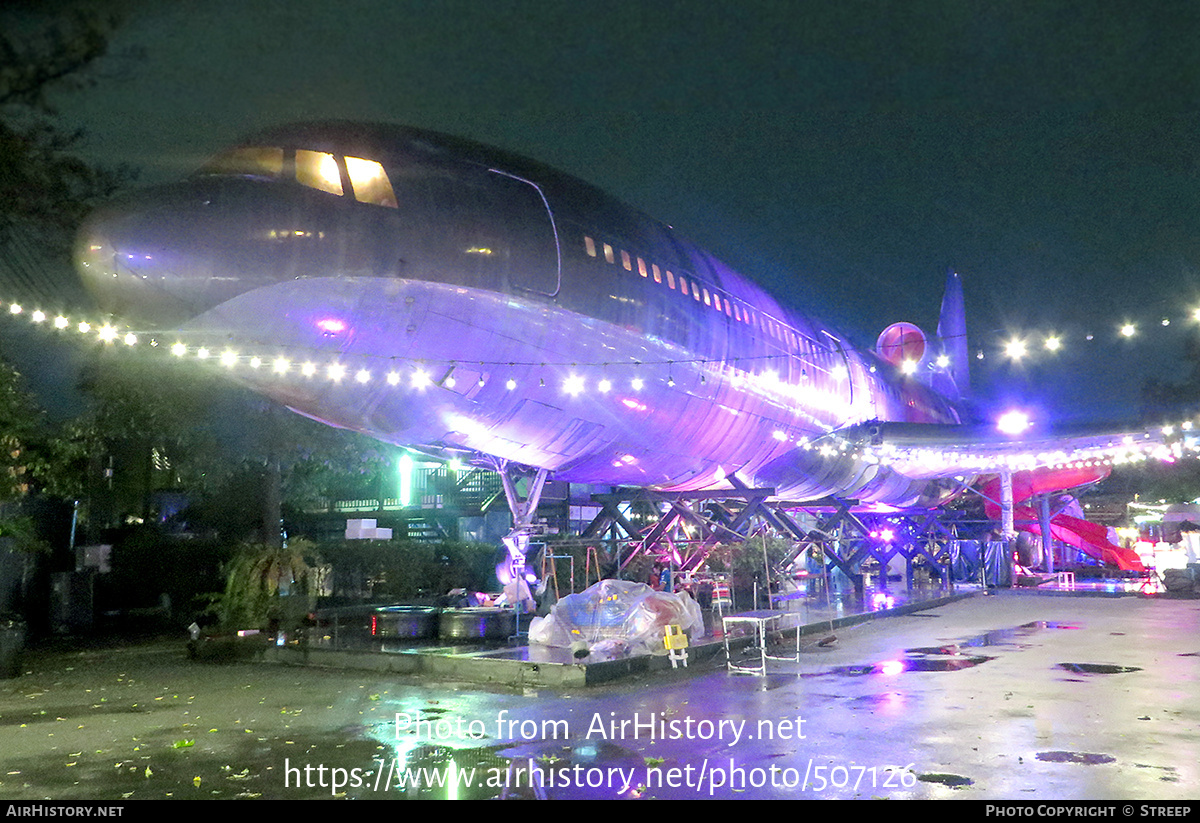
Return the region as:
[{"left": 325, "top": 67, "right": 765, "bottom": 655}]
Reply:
[
  {"left": 75, "top": 182, "right": 257, "bottom": 326},
  {"left": 78, "top": 190, "right": 203, "bottom": 326}
]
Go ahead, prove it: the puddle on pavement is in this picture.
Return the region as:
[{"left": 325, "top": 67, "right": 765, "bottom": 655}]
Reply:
[
  {"left": 959, "top": 621, "right": 1081, "bottom": 650},
  {"left": 906, "top": 645, "right": 963, "bottom": 655},
  {"left": 917, "top": 772, "right": 974, "bottom": 787},
  {"left": 1036, "top": 751, "right": 1116, "bottom": 765},
  {"left": 382, "top": 743, "right": 515, "bottom": 799},
  {"left": 826, "top": 655, "right": 995, "bottom": 676},
  {"left": 1134, "top": 763, "right": 1180, "bottom": 783},
  {"left": 1057, "top": 663, "right": 1141, "bottom": 674},
  {"left": 815, "top": 621, "right": 1087, "bottom": 679}
]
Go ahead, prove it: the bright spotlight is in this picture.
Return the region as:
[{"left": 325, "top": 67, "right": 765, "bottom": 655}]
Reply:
[
  {"left": 1004, "top": 339, "right": 1027, "bottom": 360},
  {"left": 997, "top": 410, "right": 1031, "bottom": 435}
]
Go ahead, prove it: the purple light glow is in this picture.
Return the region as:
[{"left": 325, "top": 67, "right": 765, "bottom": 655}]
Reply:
[
  {"left": 997, "top": 409, "right": 1031, "bottom": 435},
  {"left": 316, "top": 318, "right": 346, "bottom": 334}
]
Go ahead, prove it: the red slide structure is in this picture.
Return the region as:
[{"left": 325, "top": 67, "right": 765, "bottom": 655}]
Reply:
[{"left": 980, "top": 467, "right": 1144, "bottom": 572}]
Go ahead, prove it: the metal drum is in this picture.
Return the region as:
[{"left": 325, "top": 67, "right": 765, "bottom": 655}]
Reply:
[
  {"left": 372, "top": 606, "right": 439, "bottom": 639},
  {"left": 438, "top": 607, "right": 516, "bottom": 642}
]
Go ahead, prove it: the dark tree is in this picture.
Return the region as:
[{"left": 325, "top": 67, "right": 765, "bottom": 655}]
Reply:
[{"left": 0, "top": 7, "right": 129, "bottom": 235}]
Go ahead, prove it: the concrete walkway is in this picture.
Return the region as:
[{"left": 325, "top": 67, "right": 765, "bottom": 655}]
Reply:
[{"left": 1, "top": 585, "right": 1195, "bottom": 800}]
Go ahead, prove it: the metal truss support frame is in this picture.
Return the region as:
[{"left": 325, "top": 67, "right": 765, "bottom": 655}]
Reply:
[{"left": 577, "top": 484, "right": 965, "bottom": 592}]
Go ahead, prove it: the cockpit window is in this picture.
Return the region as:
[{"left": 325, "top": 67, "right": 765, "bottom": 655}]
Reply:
[
  {"left": 296, "top": 149, "right": 343, "bottom": 195},
  {"left": 345, "top": 156, "right": 397, "bottom": 208},
  {"left": 198, "top": 147, "right": 284, "bottom": 179}
]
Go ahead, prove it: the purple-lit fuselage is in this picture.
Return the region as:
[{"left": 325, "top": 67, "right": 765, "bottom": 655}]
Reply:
[{"left": 76, "top": 122, "right": 962, "bottom": 506}]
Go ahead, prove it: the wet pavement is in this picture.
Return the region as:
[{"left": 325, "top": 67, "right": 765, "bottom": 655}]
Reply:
[{"left": 1, "top": 589, "right": 1197, "bottom": 800}]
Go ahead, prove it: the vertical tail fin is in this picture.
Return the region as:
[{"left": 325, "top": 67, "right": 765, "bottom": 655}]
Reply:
[{"left": 932, "top": 268, "right": 969, "bottom": 400}]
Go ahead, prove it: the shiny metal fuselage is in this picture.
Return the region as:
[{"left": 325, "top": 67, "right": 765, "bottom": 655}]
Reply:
[{"left": 77, "top": 122, "right": 961, "bottom": 506}]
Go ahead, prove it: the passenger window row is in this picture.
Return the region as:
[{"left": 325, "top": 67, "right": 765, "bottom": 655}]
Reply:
[{"left": 583, "top": 234, "right": 823, "bottom": 359}]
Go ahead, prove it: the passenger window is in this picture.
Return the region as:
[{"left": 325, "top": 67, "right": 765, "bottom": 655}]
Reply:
[
  {"left": 621, "top": 250, "right": 632, "bottom": 271},
  {"left": 638, "top": 257, "right": 648, "bottom": 277},
  {"left": 604, "top": 244, "right": 614, "bottom": 264},
  {"left": 296, "top": 150, "right": 343, "bottom": 195},
  {"left": 345, "top": 156, "right": 397, "bottom": 207},
  {"left": 666, "top": 270, "right": 675, "bottom": 289},
  {"left": 585, "top": 237, "right": 596, "bottom": 257}
]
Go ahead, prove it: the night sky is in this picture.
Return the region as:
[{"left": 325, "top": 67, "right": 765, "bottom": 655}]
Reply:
[{"left": 14, "top": 0, "right": 1200, "bottom": 424}]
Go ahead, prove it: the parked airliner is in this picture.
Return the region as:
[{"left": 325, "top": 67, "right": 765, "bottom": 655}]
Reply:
[{"left": 73, "top": 122, "right": 1038, "bottom": 508}]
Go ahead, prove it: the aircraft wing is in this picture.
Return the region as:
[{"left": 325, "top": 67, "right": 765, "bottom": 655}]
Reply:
[{"left": 831, "top": 420, "right": 1177, "bottom": 481}]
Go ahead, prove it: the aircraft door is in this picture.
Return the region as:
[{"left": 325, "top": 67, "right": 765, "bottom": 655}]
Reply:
[{"left": 487, "top": 170, "right": 561, "bottom": 298}]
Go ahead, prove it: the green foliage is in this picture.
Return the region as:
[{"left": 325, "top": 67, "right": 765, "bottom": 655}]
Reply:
[
  {"left": 704, "top": 534, "right": 796, "bottom": 577},
  {"left": 324, "top": 539, "right": 498, "bottom": 602},
  {"left": 0, "top": 359, "right": 43, "bottom": 503},
  {"left": 0, "top": 514, "right": 48, "bottom": 554},
  {"left": 0, "top": 7, "right": 132, "bottom": 235},
  {"left": 214, "top": 539, "right": 322, "bottom": 630}
]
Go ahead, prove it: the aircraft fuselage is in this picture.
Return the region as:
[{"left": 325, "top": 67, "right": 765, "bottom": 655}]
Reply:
[{"left": 76, "top": 122, "right": 962, "bottom": 506}]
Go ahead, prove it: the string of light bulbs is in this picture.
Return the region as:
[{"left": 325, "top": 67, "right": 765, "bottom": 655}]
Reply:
[{"left": 4, "top": 296, "right": 1199, "bottom": 475}]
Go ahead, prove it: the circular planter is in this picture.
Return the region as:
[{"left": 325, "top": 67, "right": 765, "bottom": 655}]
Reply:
[
  {"left": 438, "top": 607, "right": 516, "bottom": 642},
  {"left": 372, "top": 606, "right": 440, "bottom": 639}
]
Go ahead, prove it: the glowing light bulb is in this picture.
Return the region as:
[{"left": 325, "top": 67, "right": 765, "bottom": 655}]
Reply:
[
  {"left": 301, "top": 362, "right": 316, "bottom": 377},
  {"left": 54, "top": 316, "right": 68, "bottom": 329},
  {"left": 196, "top": 347, "right": 210, "bottom": 359},
  {"left": 563, "top": 375, "right": 584, "bottom": 395},
  {"left": 221, "top": 350, "right": 238, "bottom": 367},
  {"left": 412, "top": 370, "right": 431, "bottom": 388},
  {"left": 900, "top": 359, "right": 917, "bottom": 375},
  {"left": 1044, "top": 336, "right": 1061, "bottom": 351},
  {"left": 272, "top": 357, "right": 289, "bottom": 373},
  {"left": 249, "top": 356, "right": 262, "bottom": 368},
  {"left": 997, "top": 410, "right": 1031, "bottom": 435},
  {"left": 1120, "top": 323, "right": 1136, "bottom": 337},
  {"left": 355, "top": 369, "right": 370, "bottom": 384},
  {"left": 31, "top": 310, "right": 45, "bottom": 323},
  {"left": 598, "top": 378, "right": 612, "bottom": 393},
  {"left": 77, "top": 321, "right": 90, "bottom": 333},
  {"left": 386, "top": 371, "right": 400, "bottom": 385},
  {"left": 631, "top": 377, "right": 644, "bottom": 390},
  {"left": 935, "top": 355, "right": 950, "bottom": 368},
  {"left": 123, "top": 333, "right": 137, "bottom": 346},
  {"left": 1004, "top": 339, "right": 1026, "bottom": 360},
  {"left": 505, "top": 378, "right": 517, "bottom": 390},
  {"left": 171, "top": 343, "right": 187, "bottom": 357},
  {"left": 98, "top": 325, "right": 118, "bottom": 342},
  {"left": 327, "top": 363, "right": 345, "bottom": 381},
  {"left": 8, "top": 303, "right": 20, "bottom": 315}
]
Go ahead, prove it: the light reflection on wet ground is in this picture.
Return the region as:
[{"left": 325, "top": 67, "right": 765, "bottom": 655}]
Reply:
[{"left": 2, "top": 591, "right": 1196, "bottom": 800}]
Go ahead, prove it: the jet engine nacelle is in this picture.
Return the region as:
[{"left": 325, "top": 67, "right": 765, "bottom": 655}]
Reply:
[{"left": 876, "top": 322, "right": 927, "bottom": 368}]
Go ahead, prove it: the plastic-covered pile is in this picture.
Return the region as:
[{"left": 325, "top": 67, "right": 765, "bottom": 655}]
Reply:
[{"left": 529, "top": 579, "right": 704, "bottom": 658}]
